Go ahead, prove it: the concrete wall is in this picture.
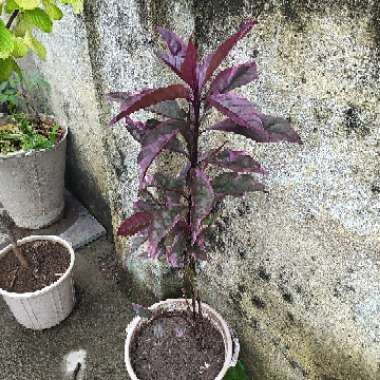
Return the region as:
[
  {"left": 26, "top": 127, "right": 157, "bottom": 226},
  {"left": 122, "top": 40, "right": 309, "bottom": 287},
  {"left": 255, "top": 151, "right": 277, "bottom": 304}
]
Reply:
[{"left": 32, "top": 1, "right": 379, "bottom": 379}]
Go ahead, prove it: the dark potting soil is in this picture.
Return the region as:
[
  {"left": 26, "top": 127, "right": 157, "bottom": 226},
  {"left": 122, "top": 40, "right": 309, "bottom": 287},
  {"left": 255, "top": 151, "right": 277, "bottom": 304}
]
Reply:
[
  {"left": 131, "top": 311, "right": 225, "bottom": 380},
  {"left": 0, "top": 240, "right": 70, "bottom": 293}
]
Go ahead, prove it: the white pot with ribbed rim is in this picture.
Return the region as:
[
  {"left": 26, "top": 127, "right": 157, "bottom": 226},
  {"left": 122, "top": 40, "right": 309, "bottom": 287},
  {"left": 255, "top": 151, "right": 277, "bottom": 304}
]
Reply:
[
  {"left": 0, "top": 114, "right": 67, "bottom": 229},
  {"left": 125, "top": 299, "right": 240, "bottom": 380},
  {"left": 0, "top": 235, "right": 76, "bottom": 330}
]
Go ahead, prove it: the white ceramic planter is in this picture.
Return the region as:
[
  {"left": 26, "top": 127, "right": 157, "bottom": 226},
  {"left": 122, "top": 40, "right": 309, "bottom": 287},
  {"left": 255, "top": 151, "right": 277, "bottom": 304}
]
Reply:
[
  {"left": 0, "top": 115, "right": 67, "bottom": 229},
  {"left": 125, "top": 299, "right": 240, "bottom": 380},
  {"left": 0, "top": 235, "right": 76, "bottom": 330}
]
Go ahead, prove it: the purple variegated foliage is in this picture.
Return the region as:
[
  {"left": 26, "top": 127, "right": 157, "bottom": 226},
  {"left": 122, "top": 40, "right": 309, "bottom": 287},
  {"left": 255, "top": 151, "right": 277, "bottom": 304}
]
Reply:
[{"left": 108, "top": 21, "right": 302, "bottom": 271}]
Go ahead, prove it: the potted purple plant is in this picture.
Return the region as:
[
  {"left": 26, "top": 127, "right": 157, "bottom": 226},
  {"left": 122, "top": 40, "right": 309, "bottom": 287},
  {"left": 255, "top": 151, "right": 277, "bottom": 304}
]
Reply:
[{"left": 109, "top": 20, "right": 302, "bottom": 380}]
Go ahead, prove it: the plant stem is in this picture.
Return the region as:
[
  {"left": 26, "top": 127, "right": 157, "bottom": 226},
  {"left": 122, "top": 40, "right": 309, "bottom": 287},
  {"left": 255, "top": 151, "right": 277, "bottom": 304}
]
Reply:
[
  {"left": 0, "top": 211, "right": 29, "bottom": 268},
  {"left": 185, "top": 89, "right": 202, "bottom": 316},
  {"left": 7, "top": 229, "right": 29, "bottom": 268},
  {"left": 191, "top": 93, "right": 201, "bottom": 168},
  {"left": 6, "top": 10, "right": 19, "bottom": 29}
]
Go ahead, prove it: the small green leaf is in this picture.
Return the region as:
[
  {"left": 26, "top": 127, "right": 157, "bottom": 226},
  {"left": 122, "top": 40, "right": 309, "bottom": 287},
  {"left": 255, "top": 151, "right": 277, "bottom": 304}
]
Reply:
[
  {"left": 223, "top": 361, "right": 249, "bottom": 380},
  {"left": 48, "top": 122, "right": 59, "bottom": 144},
  {"left": 5, "top": 0, "right": 19, "bottom": 13},
  {"left": 23, "top": 8, "right": 52, "bottom": 33},
  {"left": 14, "top": 0, "right": 41, "bottom": 10},
  {"left": 59, "top": 0, "right": 82, "bottom": 14},
  {"left": 70, "top": 0, "right": 82, "bottom": 14},
  {"left": 14, "top": 13, "right": 33, "bottom": 37},
  {"left": 12, "top": 59, "right": 23, "bottom": 78},
  {"left": 42, "top": 0, "right": 62, "bottom": 20},
  {"left": 24, "top": 31, "right": 46, "bottom": 59},
  {"left": 0, "top": 58, "right": 14, "bottom": 81},
  {"left": 0, "top": 19, "right": 15, "bottom": 59},
  {"left": 12, "top": 36, "right": 29, "bottom": 57}
]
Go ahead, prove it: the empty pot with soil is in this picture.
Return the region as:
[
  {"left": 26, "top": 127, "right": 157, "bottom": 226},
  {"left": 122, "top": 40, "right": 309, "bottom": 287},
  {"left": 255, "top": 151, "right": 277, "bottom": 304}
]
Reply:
[
  {"left": 0, "top": 114, "right": 67, "bottom": 229},
  {"left": 125, "top": 299, "right": 239, "bottom": 380},
  {"left": 0, "top": 235, "right": 75, "bottom": 330}
]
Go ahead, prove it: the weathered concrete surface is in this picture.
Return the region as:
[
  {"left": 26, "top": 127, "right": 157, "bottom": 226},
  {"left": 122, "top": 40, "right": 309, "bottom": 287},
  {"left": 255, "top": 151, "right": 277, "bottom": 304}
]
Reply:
[
  {"left": 28, "top": 1, "right": 380, "bottom": 379},
  {"left": 194, "top": 1, "right": 380, "bottom": 379},
  {"left": 0, "top": 238, "right": 145, "bottom": 379},
  {"left": 80, "top": 0, "right": 194, "bottom": 297},
  {"left": 32, "top": 9, "right": 112, "bottom": 230}
]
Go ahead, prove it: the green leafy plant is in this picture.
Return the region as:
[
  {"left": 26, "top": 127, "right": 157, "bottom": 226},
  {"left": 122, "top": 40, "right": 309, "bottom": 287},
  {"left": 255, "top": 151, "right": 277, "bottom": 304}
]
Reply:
[
  {"left": 0, "top": 113, "right": 59, "bottom": 154},
  {"left": 0, "top": 76, "right": 18, "bottom": 112},
  {"left": 223, "top": 361, "right": 249, "bottom": 380},
  {"left": 0, "top": 0, "right": 83, "bottom": 80},
  {"left": 0, "top": 71, "right": 50, "bottom": 114},
  {"left": 0, "top": 69, "right": 58, "bottom": 155}
]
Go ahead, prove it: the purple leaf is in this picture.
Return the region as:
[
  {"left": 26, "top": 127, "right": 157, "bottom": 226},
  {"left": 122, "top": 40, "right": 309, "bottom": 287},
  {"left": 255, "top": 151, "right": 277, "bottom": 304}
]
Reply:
[
  {"left": 125, "top": 85, "right": 190, "bottom": 115},
  {"left": 132, "top": 303, "right": 153, "bottom": 319},
  {"left": 207, "top": 149, "right": 265, "bottom": 174},
  {"left": 212, "top": 172, "right": 266, "bottom": 197},
  {"left": 177, "top": 162, "right": 191, "bottom": 181},
  {"left": 198, "top": 20, "right": 257, "bottom": 88},
  {"left": 208, "top": 93, "right": 267, "bottom": 141},
  {"left": 147, "top": 207, "right": 186, "bottom": 258},
  {"left": 190, "top": 169, "right": 214, "bottom": 243},
  {"left": 117, "top": 212, "right": 152, "bottom": 237},
  {"left": 180, "top": 37, "right": 198, "bottom": 89},
  {"left": 133, "top": 191, "right": 158, "bottom": 212},
  {"left": 149, "top": 100, "right": 187, "bottom": 119},
  {"left": 209, "top": 116, "right": 301, "bottom": 144},
  {"left": 190, "top": 233, "right": 208, "bottom": 262},
  {"left": 164, "top": 135, "right": 188, "bottom": 156},
  {"left": 166, "top": 192, "right": 182, "bottom": 208},
  {"left": 165, "top": 163, "right": 191, "bottom": 207},
  {"left": 261, "top": 115, "right": 302, "bottom": 144},
  {"left": 157, "top": 27, "right": 187, "bottom": 57},
  {"left": 166, "top": 222, "right": 188, "bottom": 268},
  {"left": 109, "top": 85, "right": 190, "bottom": 125},
  {"left": 147, "top": 173, "right": 186, "bottom": 207},
  {"left": 138, "top": 121, "right": 182, "bottom": 187},
  {"left": 124, "top": 117, "right": 149, "bottom": 142},
  {"left": 130, "top": 229, "right": 149, "bottom": 253},
  {"left": 126, "top": 118, "right": 188, "bottom": 155},
  {"left": 156, "top": 51, "right": 185, "bottom": 78},
  {"left": 210, "top": 61, "right": 258, "bottom": 94},
  {"left": 147, "top": 173, "right": 184, "bottom": 192}
]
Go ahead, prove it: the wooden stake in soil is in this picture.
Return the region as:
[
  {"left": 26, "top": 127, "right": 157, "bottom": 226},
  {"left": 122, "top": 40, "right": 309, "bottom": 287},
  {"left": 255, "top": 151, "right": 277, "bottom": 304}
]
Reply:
[{"left": 0, "top": 211, "right": 29, "bottom": 268}]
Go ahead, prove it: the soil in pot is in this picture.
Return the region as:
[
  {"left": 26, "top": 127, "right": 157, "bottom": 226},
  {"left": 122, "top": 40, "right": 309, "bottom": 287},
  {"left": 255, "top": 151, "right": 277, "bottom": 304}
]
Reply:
[
  {"left": 0, "top": 240, "right": 70, "bottom": 293},
  {"left": 131, "top": 310, "right": 225, "bottom": 380}
]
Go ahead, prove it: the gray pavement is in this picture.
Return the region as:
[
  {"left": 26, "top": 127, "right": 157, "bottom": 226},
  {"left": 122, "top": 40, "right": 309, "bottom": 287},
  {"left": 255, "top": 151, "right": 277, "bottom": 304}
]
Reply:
[{"left": 0, "top": 238, "right": 154, "bottom": 380}]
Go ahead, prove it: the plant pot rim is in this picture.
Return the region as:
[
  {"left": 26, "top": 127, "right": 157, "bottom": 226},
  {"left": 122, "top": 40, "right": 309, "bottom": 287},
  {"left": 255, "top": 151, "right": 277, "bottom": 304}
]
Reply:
[
  {"left": 125, "top": 298, "right": 239, "bottom": 380},
  {"left": 0, "top": 235, "right": 75, "bottom": 299},
  {"left": 0, "top": 114, "right": 67, "bottom": 160}
]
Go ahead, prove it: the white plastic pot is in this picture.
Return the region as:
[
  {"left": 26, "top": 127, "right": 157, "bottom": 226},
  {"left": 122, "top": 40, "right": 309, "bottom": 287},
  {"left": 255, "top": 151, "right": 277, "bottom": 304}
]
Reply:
[
  {"left": 0, "top": 235, "right": 76, "bottom": 330},
  {"left": 125, "top": 299, "right": 240, "bottom": 380},
  {"left": 0, "top": 115, "right": 67, "bottom": 229}
]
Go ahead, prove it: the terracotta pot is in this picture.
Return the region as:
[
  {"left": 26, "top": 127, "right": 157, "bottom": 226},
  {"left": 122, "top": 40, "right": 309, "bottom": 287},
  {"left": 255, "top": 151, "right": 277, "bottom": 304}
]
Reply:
[
  {"left": 125, "top": 298, "right": 240, "bottom": 380},
  {"left": 0, "top": 114, "right": 67, "bottom": 229},
  {"left": 0, "top": 235, "right": 75, "bottom": 330}
]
